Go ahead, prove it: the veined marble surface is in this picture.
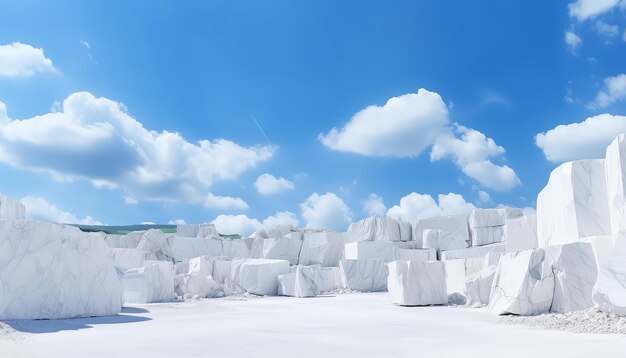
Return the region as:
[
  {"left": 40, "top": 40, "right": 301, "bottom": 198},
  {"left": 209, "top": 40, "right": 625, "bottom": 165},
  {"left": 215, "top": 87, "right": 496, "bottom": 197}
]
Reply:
[
  {"left": 411, "top": 215, "right": 470, "bottom": 248},
  {"left": 488, "top": 249, "right": 554, "bottom": 316},
  {"left": 422, "top": 228, "right": 468, "bottom": 251},
  {"left": 469, "top": 208, "right": 507, "bottom": 228},
  {"left": 440, "top": 243, "right": 505, "bottom": 261},
  {"left": 387, "top": 260, "right": 447, "bottom": 306},
  {"left": 340, "top": 259, "right": 388, "bottom": 292},
  {"left": 0, "top": 194, "right": 25, "bottom": 220},
  {"left": 106, "top": 247, "right": 145, "bottom": 271},
  {"left": 123, "top": 261, "right": 175, "bottom": 304},
  {"left": 470, "top": 226, "right": 505, "bottom": 247},
  {"left": 262, "top": 237, "right": 303, "bottom": 265},
  {"left": 505, "top": 214, "right": 538, "bottom": 252},
  {"left": 174, "top": 274, "right": 222, "bottom": 299},
  {"left": 228, "top": 259, "right": 290, "bottom": 296},
  {"left": 176, "top": 223, "right": 219, "bottom": 238},
  {"left": 347, "top": 216, "right": 404, "bottom": 242},
  {"left": 0, "top": 220, "right": 122, "bottom": 319},
  {"left": 605, "top": 134, "right": 626, "bottom": 237},
  {"left": 344, "top": 241, "right": 399, "bottom": 262},
  {"left": 298, "top": 231, "right": 345, "bottom": 267},
  {"left": 593, "top": 231, "right": 626, "bottom": 315}
]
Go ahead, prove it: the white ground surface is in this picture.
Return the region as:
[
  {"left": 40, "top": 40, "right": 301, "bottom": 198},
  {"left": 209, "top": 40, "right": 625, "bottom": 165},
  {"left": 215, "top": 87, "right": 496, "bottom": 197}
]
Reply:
[{"left": 2, "top": 292, "right": 626, "bottom": 357}]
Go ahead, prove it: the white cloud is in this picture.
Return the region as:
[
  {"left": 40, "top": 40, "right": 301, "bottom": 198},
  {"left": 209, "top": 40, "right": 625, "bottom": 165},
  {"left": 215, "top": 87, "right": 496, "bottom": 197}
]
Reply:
[
  {"left": 535, "top": 113, "right": 626, "bottom": 162},
  {"left": 565, "top": 31, "right": 582, "bottom": 53},
  {"left": 386, "top": 192, "right": 476, "bottom": 222},
  {"left": 300, "top": 192, "right": 352, "bottom": 231},
  {"left": 319, "top": 88, "right": 449, "bottom": 157},
  {"left": 168, "top": 219, "right": 186, "bottom": 225},
  {"left": 319, "top": 89, "right": 519, "bottom": 191},
  {"left": 362, "top": 193, "right": 386, "bottom": 216},
  {"left": 431, "top": 124, "right": 520, "bottom": 191},
  {"left": 478, "top": 190, "right": 492, "bottom": 205},
  {"left": 254, "top": 173, "right": 294, "bottom": 195},
  {"left": 594, "top": 21, "right": 619, "bottom": 37},
  {"left": 0, "top": 92, "right": 274, "bottom": 203},
  {"left": 211, "top": 211, "right": 299, "bottom": 236},
  {"left": 80, "top": 40, "right": 91, "bottom": 50},
  {"left": 204, "top": 193, "right": 249, "bottom": 210},
  {"left": 20, "top": 196, "right": 102, "bottom": 225},
  {"left": 569, "top": 0, "right": 620, "bottom": 21},
  {"left": 0, "top": 42, "right": 56, "bottom": 78},
  {"left": 591, "top": 74, "right": 626, "bottom": 108}
]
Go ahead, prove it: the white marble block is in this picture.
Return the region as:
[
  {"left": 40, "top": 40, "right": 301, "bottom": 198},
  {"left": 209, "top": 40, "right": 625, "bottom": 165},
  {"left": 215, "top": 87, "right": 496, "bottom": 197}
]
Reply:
[
  {"left": 423, "top": 229, "right": 469, "bottom": 251},
  {"left": 344, "top": 241, "right": 399, "bottom": 262},
  {"left": 0, "top": 220, "right": 122, "bottom": 320},
  {"left": 168, "top": 236, "right": 223, "bottom": 262},
  {"left": 347, "top": 216, "right": 402, "bottom": 242},
  {"left": 176, "top": 223, "right": 219, "bottom": 238},
  {"left": 488, "top": 249, "right": 555, "bottom": 316},
  {"left": 471, "top": 226, "right": 505, "bottom": 247},
  {"left": 105, "top": 234, "right": 141, "bottom": 249},
  {"left": 411, "top": 215, "right": 470, "bottom": 248},
  {"left": 221, "top": 239, "right": 250, "bottom": 260},
  {"left": 262, "top": 237, "right": 303, "bottom": 265},
  {"left": 137, "top": 229, "right": 174, "bottom": 261},
  {"left": 187, "top": 255, "right": 229, "bottom": 277},
  {"left": 107, "top": 248, "right": 145, "bottom": 271},
  {"left": 298, "top": 231, "right": 345, "bottom": 267},
  {"left": 228, "top": 259, "right": 290, "bottom": 296},
  {"left": 581, "top": 235, "right": 614, "bottom": 269},
  {"left": 387, "top": 260, "right": 447, "bottom": 306},
  {"left": 537, "top": 159, "right": 611, "bottom": 247},
  {"left": 123, "top": 261, "right": 175, "bottom": 304},
  {"left": 392, "top": 241, "right": 422, "bottom": 249},
  {"left": 265, "top": 225, "right": 299, "bottom": 239},
  {"left": 593, "top": 232, "right": 626, "bottom": 316},
  {"left": 340, "top": 259, "right": 388, "bottom": 292},
  {"left": 465, "top": 265, "right": 498, "bottom": 306},
  {"left": 469, "top": 208, "right": 506, "bottom": 228},
  {"left": 605, "top": 134, "right": 626, "bottom": 237},
  {"left": 278, "top": 266, "right": 322, "bottom": 297},
  {"left": 0, "top": 193, "right": 25, "bottom": 219},
  {"left": 397, "top": 248, "right": 437, "bottom": 261},
  {"left": 545, "top": 242, "right": 597, "bottom": 313},
  {"left": 212, "top": 260, "right": 232, "bottom": 284},
  {"left": 505, "top": 214, "right": 538, "bottom": 252},
  {"left": 440, "top": 243, "right": 505, "bottom": 261},
  {"left": 174, "top": 274, "right": 222, "bottom": 299}
]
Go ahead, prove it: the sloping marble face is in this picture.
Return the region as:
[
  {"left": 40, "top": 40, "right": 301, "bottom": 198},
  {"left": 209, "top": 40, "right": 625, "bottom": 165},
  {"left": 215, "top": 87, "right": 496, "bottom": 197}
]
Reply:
[
  {"left": 387, "top": 260, "right": 447, "bottom": 306},
  {"left": 347, "top": 217, "right": 405, "bottom": 242},
  {"left": 340, "top": 259, "right": 388, "bottom": 292},
  {"left": 0, "top": 220, "right": 122, "bottom": 319},
  {"left": 0, "top": 193, "right": 25, "bottom": 220},
  {"left": 123, "top": 261, "right": 175, "bottom": 304},
  {"left": 228, "top": 259, "right": 290, "bottom": 296},
  {"left": 537, "top": 159, "right": 611, "bottom": 248},
  {"left": 262, "top": 237, "right": 303, "bottom": 265},
  {"left": 605, "top": 134, "right": 626, "bottom": 238},
  {"left": 412, "top": 215, "right": 470, "bottom": 248}
]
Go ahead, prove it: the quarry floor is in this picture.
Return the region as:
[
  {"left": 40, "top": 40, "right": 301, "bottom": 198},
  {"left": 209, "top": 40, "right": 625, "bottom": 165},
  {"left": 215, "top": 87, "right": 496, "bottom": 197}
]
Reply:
[{"left": 1, "top": 292, "right": 626, "bottom": 358}]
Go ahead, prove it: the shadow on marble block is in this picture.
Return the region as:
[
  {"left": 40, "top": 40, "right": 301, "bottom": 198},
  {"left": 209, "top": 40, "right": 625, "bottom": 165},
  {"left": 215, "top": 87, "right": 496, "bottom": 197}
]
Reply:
[{"left": 2, "top": 312, "right": 151, "bottom": 334}]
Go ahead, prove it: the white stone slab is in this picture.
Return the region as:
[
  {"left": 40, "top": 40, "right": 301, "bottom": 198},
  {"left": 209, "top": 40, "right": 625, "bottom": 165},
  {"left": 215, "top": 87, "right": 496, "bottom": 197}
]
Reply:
[
  {"left": 212, "top": 260, "right": 232, "bottom": 284},
  {"left": 228, "top": 259, "right": 290, "bottom": 296},
  {"left": 0, "top": 220, "right": 122, "bottom": 320},
  {"left": 397, "top": 248, "right": 437, "bottom": 261},
  {"left": 174, "top": 274, "right": 223, "bottom": 299},
  {"left": 123, "top": 261, "right": 175, "bottom": 304},
  {"left": 187, "top": 255, "right": 229, "bottom": 277},
  {"left": 581, "top": 235, "right": 614, "bottom": 269},
  {"left": 387, "top": 260, "right": 447, "bottom": 306},
  {"left": 298, "top": 231, "right": 345, "bottom": 267},
  {"left": 471, "top": 226, "right": 505, "bottom": 247},
  {"left": 411, "top": 215, "right": 469, "bottom": 248},
  {"left": 593, "top": 232, "right": 626, "bottom": 316},
  {"left": 105, "top": 234, "right": 141, "bottom": 249},
  {"left": 344, "top": 241, "right": 399, "bottom": 262},
  {"left": 505, "top": 214, "right": 538, "bottom": 252},
  {"left": 347, "top": 216, "right": 402, "bottom": 242},
  {"left": 488, "top": 249, "right": 555, "bottom": 316},
  {"left": 0, "top": 193, "right": 25, "bottom": 220},
  {"left": 107, "top": 248, "right": 145, "bottom": 271},
  {"left": 263, "top": 237, "right": 303, "bottom": 265},
  {"left": 422, "top": 229, "right": 469, "bottom": 251},
  {"left": 265, "top": 225, "right": 298, "bottom": 239},
  {"left": 176, "top": 223, "right": 219, "bottom": 238},
  {"left": 537, "top": 159, "right": 611, "bottom": 247},
  {"left": 545, "top": 242, "right": 597, "bottom": 313},
  {"left": 278, "top": 266, "right": 321, "bottom": 298},
  {"left": 168, "top": 236, "right": 222, "bottom": 262},
  {"left": 440, "top": 243, "right": 505, "bottom": 261},
  {"left": 469, "top": 208, "right": 506, "bottom": 228},
  {"left": 137, "top": 229, "right": 174, "bottom": 261},
  {"left": 605, "top": 134, "right": 626, "bottom": 237},
  {"left": 340, "top": 259, "right": 388, "bottom": 292},
  {"left": 221, "top": 239, "right": 250, "bottom": 260},
  {"left": 465, "top": 265, "right": 497, "bottom": 306}
]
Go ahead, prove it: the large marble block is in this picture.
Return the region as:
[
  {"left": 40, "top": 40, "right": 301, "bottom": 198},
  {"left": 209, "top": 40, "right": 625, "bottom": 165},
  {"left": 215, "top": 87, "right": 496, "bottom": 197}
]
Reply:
[
  {"left": 471, "top": 226, "right": 505, "bottom": 247},
  {"left": 123, "top": 261, "right": 175, "bottom": 304},
  {"left": 411, "top": 215, "right": 470, "bottom": 248},
  {"left": 465, "top": 265, "right": 497, "bottom": 306},
  {"left": 505, "top": 214, "right": 538, "bottom": 252},
  {"left": 605, "top": 134, "right": 626, "bottom": 237},
  {"left": 0, "top": 220, "right": 122, "bottom": 319},
  {"left": 187, "top": 255, "right": 229, "bottom": 277},
  {"left": 469, "top": 208, "right": 506, "bottom": 228},
  {"left": 176, "top": 223, "right": 219, "bottom": 238},
  {"left": 105, "top": 234, "right": 141, "bottom": 249},
  {"left": 387, "top": 260, "right": 447, "bottom": 306},
  {"left": 265, "top": 225, "right": 298, "bottom": 239},
  {"left": 593, "top": 233, "right": 626, "bottom": 316},
  {"left": 221, "top": 239, "right": 250, "bottom": 260},
  {"left": 228, "top": 259, "right": 290, "bottom": 296},
  {"left": 537, "top": 159, "right": 611, "bottom": 247},
  {"left": 392, "top": 241, "right": 421, "bottom": 249},
  {"left": 174, "top": 274, "right": 222, "bottom": 299},
  {"left": 212, "top": 260, "right": 232, "bottom": 284},
  {"left": 137, "top": 229, "right": 174, "bottom": 261},
  {"left": 398, "top": 220, "right": 413, "bottom": 241},
  {"left": 107, "top": 248, "right": 145, "bottom": 271},
  {"left": 347, "top": 216, "right": 402, "bottom": 242},
  {"left": 340, "top": 259, "right": 388, "bottom": 292},
  {"left": 488, "top": 249, "right": 555, "bottom": 316},
  {"left": 581, "top": 235, "right": 614, "bottom": 269},
  {"left": 545, "top": 242, "right": 597, "bottom": 313},
  {"left": 298, "top": 231, "right": 345, "bottom": 267},
  {"left": 344, "top": 241, "right": 399, "bottom": 262},
  {"left": 440, "top": 243, "right": 505, "bottom": 261},
  {"left": 168, "top": 236, "right": 222, "bottom": 262},
  {"left": 0, "top": 194, "right": 25, "bottom": 219},
  {"left": 423, "top": 229, "right": 469, "bottom": 251},
  {"left": 398, "top": 248, "right": 437, "bottom": 261},
  {"left": 278, "top": 266, "right": 322, "bottom": 297},
  {"left": 262, "top": 237, "right": 303, "bottom": 265}
]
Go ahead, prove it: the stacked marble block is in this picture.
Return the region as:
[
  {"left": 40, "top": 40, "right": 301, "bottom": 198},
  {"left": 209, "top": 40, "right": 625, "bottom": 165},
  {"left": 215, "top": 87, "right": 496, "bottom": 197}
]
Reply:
[
  {"left": 0, "top": 219, "right": 122, "bottom": 319},
  {"left": 0, "top": 193, "right": 25, "bottom": 220}
]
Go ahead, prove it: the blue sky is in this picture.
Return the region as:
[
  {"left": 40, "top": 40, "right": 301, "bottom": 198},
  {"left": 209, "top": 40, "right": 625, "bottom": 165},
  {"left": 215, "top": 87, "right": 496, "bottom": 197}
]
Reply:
[{"left": 1, "top": 0, "right": 626, "bottom": 235}]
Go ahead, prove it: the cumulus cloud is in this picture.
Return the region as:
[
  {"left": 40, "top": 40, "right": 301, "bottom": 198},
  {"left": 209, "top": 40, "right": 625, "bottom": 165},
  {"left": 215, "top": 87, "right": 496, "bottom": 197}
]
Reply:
[
  {"left": 254, "top": 173, "right": 294, "bottom": 195},
  {"left": 319, "top": 89, "right": 519, "bottom": 191},
  {"left": 300, "top": 192, "right": 352, "bottom": 231},
  {"left": 478, "top": 190, "right": 493, "bottom": 205},
  {"left": 569, "top": 0, "right": 621, "bottom": 21},
  {"left": 204, "top": 193, "right": 249, "bottom": 210},
  {"left": 319, "top": 89, "right": 449, "bottom": 157},
  {"left": 594, "top": 21, "right": 619, "bottom": 37},
  {"left": 0, "top": 92, "right": 274, "bottom": 203},
  {"left": 535, "top": 113, "right": 626, "bottom": 162},
  {"left": 591, "top": 74, "right": 626, "bottom": 108},
  {"left": 0, "top": 42, "right": 56, "bottom": 78},
  {"left": 212, "top": 211, "right": 299, "bottom": 236},
  {"left": 386, "top": 192, "right": 476, "bottom": 222},
  {"left": 362, "top": 193, "right": 386, "bottom": 216},
  {"left": 431, "top": 124, "right": 520, "bottom": 191},
  {"left": 565, "top": 31, "right": 582, "bottom": 53},
  {"left": 20, "top": 196, "right": 102, "bottom": 225}
]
